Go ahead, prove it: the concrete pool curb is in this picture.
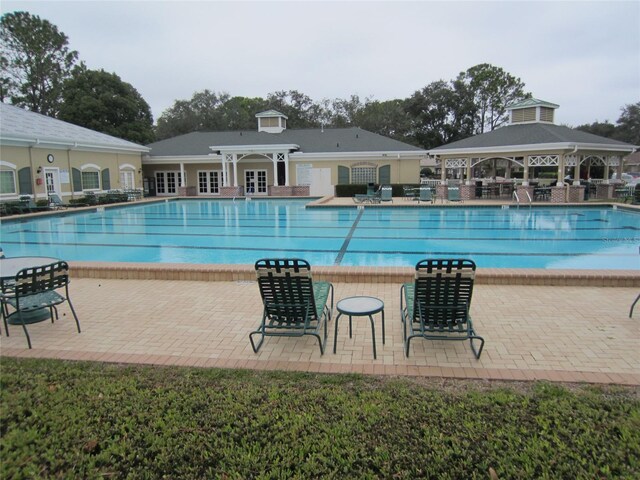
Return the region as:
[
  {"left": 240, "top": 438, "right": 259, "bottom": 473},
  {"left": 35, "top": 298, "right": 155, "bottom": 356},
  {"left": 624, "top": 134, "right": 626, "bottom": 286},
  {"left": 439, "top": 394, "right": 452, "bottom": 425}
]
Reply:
[{"left": 68, "top": 261, "right": 640, "bottom": 287}]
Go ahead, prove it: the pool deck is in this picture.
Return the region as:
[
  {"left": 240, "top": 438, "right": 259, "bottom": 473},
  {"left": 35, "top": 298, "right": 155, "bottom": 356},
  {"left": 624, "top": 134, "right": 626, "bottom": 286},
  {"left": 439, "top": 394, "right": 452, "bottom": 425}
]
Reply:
[
  {"left": 1, "top": 196, "right": 639, "bottom": 386},
  {"left": 1, "top": 271, "right": 639, "bottom": 386}
]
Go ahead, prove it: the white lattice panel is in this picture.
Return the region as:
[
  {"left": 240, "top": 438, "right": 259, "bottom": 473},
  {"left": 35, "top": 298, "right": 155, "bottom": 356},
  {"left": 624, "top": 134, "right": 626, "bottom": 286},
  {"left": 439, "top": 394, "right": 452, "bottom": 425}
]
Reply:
[
  {"left": 445, "top": 158, "right": 468, "bottom": 168},
  {"left": 528, "top": 155, "right": 559, "bottom": 166}
]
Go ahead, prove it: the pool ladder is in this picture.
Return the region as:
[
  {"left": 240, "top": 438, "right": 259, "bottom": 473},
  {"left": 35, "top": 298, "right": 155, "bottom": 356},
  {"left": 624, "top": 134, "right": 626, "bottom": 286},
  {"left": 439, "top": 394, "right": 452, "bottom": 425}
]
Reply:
[{"left": 513, "top": 190, "right": 532, "bottom": 209}]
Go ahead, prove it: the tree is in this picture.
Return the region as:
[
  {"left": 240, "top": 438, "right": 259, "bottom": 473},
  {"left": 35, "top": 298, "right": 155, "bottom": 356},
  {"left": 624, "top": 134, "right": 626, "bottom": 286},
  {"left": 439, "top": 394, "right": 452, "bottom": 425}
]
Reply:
[
  {"left": 575, "top": 120, "right": 617, "bottom": 139},
  {"left": 615, "top": 102, "right": 640, "bottom": 145},
  {"left": 265, "top": 90, "right": 326, "bottom": 128},
  {"left": 155, "top": 90, "right": 230, "bottom": 140},
  {"left": 59, "top": 68, "right": 154, "bottom": 144},
  {"left": 357, "top": 99, "right": 413, "bottom": 144},
  {"left": 456, "top": 63, "right": 529, "bottom": 134},
  {"left": 0, "top": 11, "right": 78, "bottom": 115},
  {"left": 405, "top": 80, "right": 475, "bottom": 149}
]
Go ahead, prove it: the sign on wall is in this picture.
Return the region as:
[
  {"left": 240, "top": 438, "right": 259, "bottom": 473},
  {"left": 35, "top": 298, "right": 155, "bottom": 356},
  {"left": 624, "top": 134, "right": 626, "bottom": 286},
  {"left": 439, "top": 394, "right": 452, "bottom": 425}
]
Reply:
[
  {"left": 59, "top": 169, "right": 70, "bottom": 184},
  {"left": 296, "top": 164, "right": 312, "bottom": 186}
]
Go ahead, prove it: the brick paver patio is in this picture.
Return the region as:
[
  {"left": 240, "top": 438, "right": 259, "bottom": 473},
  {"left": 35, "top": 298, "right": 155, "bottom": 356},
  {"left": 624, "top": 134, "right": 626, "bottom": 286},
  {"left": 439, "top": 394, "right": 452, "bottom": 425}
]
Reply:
[{"left": 2, "top": 277, "right": 638, "bottom": 385}]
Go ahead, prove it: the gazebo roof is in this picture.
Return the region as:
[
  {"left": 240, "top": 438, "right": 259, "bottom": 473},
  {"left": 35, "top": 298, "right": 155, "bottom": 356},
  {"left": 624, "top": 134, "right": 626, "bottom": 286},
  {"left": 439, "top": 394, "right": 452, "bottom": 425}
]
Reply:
[{"left": 429, "top": 122, "right": 636, "bottom": 155}]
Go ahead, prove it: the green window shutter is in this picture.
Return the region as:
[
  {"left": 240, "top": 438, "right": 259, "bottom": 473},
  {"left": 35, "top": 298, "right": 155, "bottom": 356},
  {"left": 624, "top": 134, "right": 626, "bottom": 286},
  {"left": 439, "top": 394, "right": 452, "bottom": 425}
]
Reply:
[
  {"left": 378, "top": 165, "right": 390, "bottom": 184},
  {"left": 18, "top": 167, "right": 33, "bottom": 195},
  {"left": 338, "top": 165, "right": 349, "bottom": 185},
  {"left": 101, "top": 168, "right": 111, "bottom": 190},
  {"left": 72, "top": 168, "right": 83, "bottom": 192}
]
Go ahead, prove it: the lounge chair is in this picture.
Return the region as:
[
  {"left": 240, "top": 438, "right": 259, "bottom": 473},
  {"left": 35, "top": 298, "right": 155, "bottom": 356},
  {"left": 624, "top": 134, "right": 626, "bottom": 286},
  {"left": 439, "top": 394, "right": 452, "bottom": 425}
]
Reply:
[
  {"left": 380, "top": 185, "right": 393, "bottom": 202},
  {"left": 418, "top": 186, "right": 434, "bottom": 204},
  {"left": 250, "top": 258, "right": 334, "bottom": 354},
  {"left": 19, "top": 196, "right": 49, "bottom": 213},
  {"left": 400, "top": 258, "right": 484, "bottom": 358},
  {"left": 447, "top": 187, "right": 463, "bottom": 203},
  {"left": 48, "top": 194, "right": 67, "bottom": 209},
  {"left": 1, "top": 261, "right": 81, "bottom": 349}
]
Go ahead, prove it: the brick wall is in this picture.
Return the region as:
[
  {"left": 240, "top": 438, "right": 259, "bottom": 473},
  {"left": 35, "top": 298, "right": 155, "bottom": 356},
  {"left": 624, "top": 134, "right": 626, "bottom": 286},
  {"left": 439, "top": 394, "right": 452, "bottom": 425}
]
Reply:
[{"left": 567, "top": 186, "right": 585, "bottom": 203}]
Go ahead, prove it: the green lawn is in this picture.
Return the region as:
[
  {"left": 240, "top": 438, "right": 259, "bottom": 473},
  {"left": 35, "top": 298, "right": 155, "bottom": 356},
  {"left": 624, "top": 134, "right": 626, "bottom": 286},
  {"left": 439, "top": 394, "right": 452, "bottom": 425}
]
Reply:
[{"left": 1, "top": 357, "right": 638, "bottom": 479}]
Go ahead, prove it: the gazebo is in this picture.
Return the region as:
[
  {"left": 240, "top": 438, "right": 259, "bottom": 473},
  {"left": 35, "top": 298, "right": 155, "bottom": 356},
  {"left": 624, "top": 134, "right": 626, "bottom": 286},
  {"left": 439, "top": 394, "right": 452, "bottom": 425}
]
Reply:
[{"left": 428, "top": 99, "right": 637, "bottom": 202}]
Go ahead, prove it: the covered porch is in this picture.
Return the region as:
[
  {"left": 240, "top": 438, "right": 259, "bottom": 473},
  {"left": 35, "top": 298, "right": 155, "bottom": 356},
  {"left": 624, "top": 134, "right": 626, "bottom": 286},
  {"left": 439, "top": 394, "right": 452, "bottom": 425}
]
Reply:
[{"left": 430, "top": 150, "right": 630, "bottom": 203}]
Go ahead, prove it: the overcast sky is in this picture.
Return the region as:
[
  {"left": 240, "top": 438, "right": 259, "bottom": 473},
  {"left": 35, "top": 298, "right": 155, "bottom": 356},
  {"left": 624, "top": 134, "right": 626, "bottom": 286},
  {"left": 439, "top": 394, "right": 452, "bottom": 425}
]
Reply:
[{"left": 2, "top": 0, "right": 639, "bottom": 127}]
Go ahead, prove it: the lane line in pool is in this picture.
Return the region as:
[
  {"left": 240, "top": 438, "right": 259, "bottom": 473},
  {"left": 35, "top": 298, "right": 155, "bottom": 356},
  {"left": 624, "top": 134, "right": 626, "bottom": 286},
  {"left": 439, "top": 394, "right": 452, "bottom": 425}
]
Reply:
[
  {"left": 334, "top": 209, "right": 364, "bottom": 266},
  {"left": 7, "top": 228, "right": 639, "bottom": 243},
  {"left": 2, "top": 240, "right": 637, "bottom": 258}
]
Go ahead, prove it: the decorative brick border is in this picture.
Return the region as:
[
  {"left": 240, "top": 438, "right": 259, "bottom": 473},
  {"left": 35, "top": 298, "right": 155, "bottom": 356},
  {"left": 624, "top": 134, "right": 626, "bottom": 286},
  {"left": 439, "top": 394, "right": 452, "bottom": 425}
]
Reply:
[
  {"left": 3, "top": 348, "right": 638, "bottom": 385},
  {"left": 68, "top": 261, "right": 640, "bottom": 287}
]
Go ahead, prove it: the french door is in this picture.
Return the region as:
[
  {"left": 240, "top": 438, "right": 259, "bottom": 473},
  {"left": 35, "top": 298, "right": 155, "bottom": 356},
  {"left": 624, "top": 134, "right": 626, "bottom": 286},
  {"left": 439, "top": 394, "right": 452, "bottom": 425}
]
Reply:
[
  {"left": 155, "top": 171, "right": 184, "bottom": 195},
  {"left": 198, "top": 170, "right": 224, "bottom": 194},
  {"left": 245, "top": 170, "right": 267, "bottom": 195}
]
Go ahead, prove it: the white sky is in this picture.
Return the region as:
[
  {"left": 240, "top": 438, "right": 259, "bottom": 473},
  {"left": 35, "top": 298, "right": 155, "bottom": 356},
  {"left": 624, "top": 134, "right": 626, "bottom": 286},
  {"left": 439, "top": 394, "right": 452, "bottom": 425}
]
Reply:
[{"left": 2, "top": 0, "right": 639, "bottom": 127}]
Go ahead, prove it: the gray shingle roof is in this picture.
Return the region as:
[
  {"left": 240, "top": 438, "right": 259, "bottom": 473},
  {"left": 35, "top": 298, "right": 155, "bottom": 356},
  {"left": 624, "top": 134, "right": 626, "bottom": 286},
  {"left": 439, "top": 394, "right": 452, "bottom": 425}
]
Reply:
[
  {"left": 0, "top": 103, "right": 148, "bottom": 152},
  {"left": 146, "top": 127, "right": 424, "bottom": 156},
  {"left": 430, "top": 123, "right": 636, "bottom": 152}
]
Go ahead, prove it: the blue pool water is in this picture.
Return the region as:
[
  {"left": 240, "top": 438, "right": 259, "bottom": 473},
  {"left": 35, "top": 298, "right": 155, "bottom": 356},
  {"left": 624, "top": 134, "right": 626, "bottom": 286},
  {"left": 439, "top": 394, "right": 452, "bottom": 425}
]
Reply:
[{"left": 1, "top": 199, "right": 639, "bottom": 269}]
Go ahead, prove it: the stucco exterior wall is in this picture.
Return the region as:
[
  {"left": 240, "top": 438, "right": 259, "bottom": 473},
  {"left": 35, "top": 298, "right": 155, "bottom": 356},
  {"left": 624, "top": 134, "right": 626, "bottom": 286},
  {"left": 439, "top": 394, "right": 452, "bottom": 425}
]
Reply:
[{"left": 0, "top": 145, "right": 142, "bottom": 200}]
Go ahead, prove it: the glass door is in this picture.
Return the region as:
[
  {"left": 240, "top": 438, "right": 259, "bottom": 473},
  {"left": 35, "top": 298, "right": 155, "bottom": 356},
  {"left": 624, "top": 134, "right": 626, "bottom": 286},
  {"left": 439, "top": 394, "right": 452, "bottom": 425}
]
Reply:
[{"left": 245, "top": 170, "right": 267, "bottom": 195}]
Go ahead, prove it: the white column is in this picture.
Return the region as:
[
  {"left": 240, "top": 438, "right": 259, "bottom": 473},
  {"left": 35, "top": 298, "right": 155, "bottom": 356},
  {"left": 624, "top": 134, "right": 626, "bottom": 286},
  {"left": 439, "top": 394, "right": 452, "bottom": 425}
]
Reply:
[
  {"left": 573, "top": 156, "right": 581, "bottom": 186},
  {"left": 465, "top": 158, "right": 472, "bottom": 185},
  {"left": 284, "top": 152, "right": 290, "bottom": 186},
  {"left": 440, "top": 158, "right": 447, "bottom": 185},
  {"left": 180, "top": 162, "right": 186, "bottom": 187},
  {"left": 603, "top": 157, "right": 610, "bottom": 184},
  {"left": 523, "top": 156, "right": 529, "bottom": 186},
  {"left": 272, "top": 154, "right": 279, "bottom": 187},
  {"left": 557, "top": 155, "right": 565, "bottom": 186},
  {"left": 221, "top": 155, "right": 227, "bottom": 187},
  {"left": 232, "top": 153, "right": 239, "bottom": 187}
]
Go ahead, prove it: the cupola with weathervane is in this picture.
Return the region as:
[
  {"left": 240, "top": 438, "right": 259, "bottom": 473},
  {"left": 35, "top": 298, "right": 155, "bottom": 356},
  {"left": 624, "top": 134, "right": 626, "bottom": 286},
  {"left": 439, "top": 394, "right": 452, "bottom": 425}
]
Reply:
[
  {"left": 507, "top": 98, "right": 559, "bottom": 125},
  {"left": 255, "top": 110, "right": 288, "bottom": 133}
]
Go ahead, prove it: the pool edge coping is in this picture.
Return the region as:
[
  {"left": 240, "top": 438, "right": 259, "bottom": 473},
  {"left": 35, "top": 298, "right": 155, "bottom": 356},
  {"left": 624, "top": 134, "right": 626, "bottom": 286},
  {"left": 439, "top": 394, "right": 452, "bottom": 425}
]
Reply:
[{"left": 68, "top": 261, "right": 640, "bottom": 287}]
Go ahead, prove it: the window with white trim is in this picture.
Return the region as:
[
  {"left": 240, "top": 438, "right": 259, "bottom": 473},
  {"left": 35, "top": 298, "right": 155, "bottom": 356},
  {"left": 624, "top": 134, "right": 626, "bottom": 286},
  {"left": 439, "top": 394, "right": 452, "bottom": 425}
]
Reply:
[{"left": 0, "top": 169, "right": 16, "bottom": 194}]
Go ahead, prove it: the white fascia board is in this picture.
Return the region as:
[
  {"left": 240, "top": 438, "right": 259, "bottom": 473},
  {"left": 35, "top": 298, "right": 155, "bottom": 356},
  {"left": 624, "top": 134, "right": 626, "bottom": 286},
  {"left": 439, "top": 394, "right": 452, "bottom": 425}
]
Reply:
[
  {"left": 290, "top": 150, "right": 427, "bottom": 161},
  {"left": 143, "top": 155, "right": 221, "bottom": 165},
  {"left": 0, "top": 136, "right": 149, "bottom": 153},
  {"left": 209, "top": 144, "right": 300, "bottom": 153},
  {"left": 428, "top": 142, "right": 637, "bottom": 156}
]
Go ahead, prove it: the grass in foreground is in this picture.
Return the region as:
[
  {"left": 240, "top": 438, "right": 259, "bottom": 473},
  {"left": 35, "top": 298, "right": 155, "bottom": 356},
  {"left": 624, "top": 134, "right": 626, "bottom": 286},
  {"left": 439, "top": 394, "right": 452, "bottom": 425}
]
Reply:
[{"left": 1, "top": 357, "right": 639, "bottom": 479}]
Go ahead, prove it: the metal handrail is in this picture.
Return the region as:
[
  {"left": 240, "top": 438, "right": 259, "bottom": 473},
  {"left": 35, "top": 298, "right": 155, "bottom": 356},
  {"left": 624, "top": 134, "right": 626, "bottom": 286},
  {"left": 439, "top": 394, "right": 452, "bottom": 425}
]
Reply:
[
  {"left": 524, "top": 190, "right": 533, "bottom": 207},
  {"left": 512, "top": 190, "right": 520, "bottom": 208}
]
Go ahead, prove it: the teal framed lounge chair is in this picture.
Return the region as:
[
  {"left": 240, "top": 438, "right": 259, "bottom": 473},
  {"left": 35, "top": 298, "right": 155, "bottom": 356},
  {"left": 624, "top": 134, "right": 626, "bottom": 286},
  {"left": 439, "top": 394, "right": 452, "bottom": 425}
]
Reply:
[
  {"left": 400, "top": 258, "right": 484, "bottom": 359},
  {"left": 250, "top": 258, "right": 334, "bottom": 355},
  {"left": 447, "top": 187, "right": 462, "bottom": 203},
  {"left": 380, "top": 185, "right": 393, "bottom": 202},
  {"left": 419, "top": 186, "right": 434, "bottom": 204},
  {"left": 48, "top": 194, "right": 67, "bottom": 209}
]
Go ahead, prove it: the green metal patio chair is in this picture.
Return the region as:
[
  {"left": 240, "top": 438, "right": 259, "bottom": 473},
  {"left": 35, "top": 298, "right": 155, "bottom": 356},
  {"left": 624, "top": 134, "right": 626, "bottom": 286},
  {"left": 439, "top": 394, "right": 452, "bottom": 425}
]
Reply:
[
  {"left": 400, "top": 258, "right": 484, "bottom": 358},
  {"left": 419, "top": 186, "right": 434, "bottom": 204},
  {"left": 380, "top": 185, "right": 393, "bottom": 202},
  {"left": 1, "top": 261, "right": 81, "bottom": 349},
  {"left": 447, "top": 187, "right": 463, "bottom": 203},
  {"left": 250, "top": 258, "right": 334, "bottom": 355}
]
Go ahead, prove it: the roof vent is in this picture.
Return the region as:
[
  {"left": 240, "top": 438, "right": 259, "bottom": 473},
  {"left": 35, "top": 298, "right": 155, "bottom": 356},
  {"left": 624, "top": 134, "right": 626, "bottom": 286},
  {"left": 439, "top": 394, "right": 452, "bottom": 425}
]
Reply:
[
  {"left": 507, "top": 98, "right": 559, "bottom": 125},
  {"left": 255, "top": 110, "right": 288, "bottom": 133}
]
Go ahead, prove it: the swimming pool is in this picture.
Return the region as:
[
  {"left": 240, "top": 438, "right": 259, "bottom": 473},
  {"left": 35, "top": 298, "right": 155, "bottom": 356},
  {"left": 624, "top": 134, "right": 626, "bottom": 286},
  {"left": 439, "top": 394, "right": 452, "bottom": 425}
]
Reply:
[{"left": 1, "top": 199, "right": 639, "bottom": 270}]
